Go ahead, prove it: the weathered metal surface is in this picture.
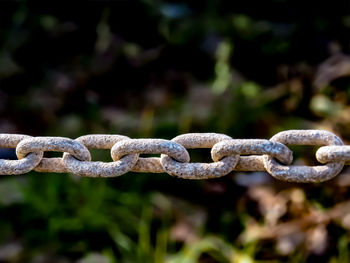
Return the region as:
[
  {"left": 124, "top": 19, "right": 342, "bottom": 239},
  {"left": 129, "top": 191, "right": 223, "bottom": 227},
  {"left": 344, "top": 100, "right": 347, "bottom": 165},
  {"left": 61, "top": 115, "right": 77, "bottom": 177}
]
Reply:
[
  {"left": 316, "top": 145, "right": 350, "bottom": 164},
  {"left": 16, "top": 137, "right": 91, "bottom": 174},
  {"left": 263, "top": 130, "right": 345, "bottom": 183},
  {"left": 171, "top": 133, "right": 232, "bottom": 148},
  {"left": 111, "top": 139, "right": 190, "bottom": 162},
  {"left": 161, "top": 133, "right": 238, "bottom": 179},
  {"left": 0, "top": 134, "right": 43, "bottom": 175},
  {"left": 111, "top": 139, "right": 190, "bottom": 175},
  {"left": 63, "top": 134, "right": 138, "bottom": 177},
  {"left": 211, "top": 139, "right": 293, "bottom": 164},
  {"left": 0, "top": 130, "right": 349, "bottom": 182}
]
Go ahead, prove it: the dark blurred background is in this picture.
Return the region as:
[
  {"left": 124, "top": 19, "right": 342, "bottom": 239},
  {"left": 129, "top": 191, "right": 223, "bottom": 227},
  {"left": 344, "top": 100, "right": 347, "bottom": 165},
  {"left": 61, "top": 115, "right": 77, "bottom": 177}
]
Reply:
[{"left": 1, "top": 0, "right": 350, "bottom": 262}]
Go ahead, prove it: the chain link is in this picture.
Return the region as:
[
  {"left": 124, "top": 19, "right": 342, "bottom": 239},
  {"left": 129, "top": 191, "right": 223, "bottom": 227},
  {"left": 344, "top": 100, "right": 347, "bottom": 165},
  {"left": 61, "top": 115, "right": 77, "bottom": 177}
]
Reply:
[
  {"left": 264, "top": 130, "right": 344, "bottom": 182},
  {"left": 63, "top": 135, "right": 138, "bottom": 177},
  {"left": 0, "top": 134, "right": 43, "bottom": 175},
  {"left": 1, "top": 130, "right": 350, "bottom": 182},
  {"left": 161, "top": 133, "right": 238, "bottom": 179},
  {"left": 16, "top": 137, "right": 91, "bottom": 174}
]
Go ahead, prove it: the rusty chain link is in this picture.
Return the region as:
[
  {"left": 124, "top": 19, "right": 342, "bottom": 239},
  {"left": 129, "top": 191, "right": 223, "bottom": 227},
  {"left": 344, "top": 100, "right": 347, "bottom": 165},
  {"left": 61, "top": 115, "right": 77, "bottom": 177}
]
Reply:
[{"left": 1, "top": 130, "right": 350, "bottom": 182}]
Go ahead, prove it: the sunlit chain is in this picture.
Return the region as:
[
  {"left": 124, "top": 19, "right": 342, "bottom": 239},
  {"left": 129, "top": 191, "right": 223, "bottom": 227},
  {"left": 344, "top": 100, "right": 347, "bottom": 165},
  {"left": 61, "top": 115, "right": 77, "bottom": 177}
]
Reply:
[{"left": 0, "top": 130, "right": 349, "bottom": 183}]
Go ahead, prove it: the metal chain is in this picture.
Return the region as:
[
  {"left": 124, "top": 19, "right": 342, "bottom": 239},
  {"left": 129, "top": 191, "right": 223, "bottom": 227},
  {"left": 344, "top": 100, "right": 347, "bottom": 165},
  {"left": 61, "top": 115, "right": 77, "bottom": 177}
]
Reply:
[{"left": 1, "top": 130, "right": 349, "bottom": 183}]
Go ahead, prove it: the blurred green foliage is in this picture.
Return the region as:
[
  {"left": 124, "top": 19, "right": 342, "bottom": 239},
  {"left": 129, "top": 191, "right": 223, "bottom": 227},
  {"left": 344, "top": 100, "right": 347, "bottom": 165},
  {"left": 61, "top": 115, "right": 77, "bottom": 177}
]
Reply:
[{"left": 1, "top": 0, "right": 350, "bottom": 262}]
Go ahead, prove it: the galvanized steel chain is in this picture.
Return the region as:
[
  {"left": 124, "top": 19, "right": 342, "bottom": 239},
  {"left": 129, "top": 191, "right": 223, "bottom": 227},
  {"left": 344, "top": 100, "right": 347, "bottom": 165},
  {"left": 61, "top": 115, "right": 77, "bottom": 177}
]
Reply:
[{"left": 0, "top": 130, "right": 349, "bottom": 183}]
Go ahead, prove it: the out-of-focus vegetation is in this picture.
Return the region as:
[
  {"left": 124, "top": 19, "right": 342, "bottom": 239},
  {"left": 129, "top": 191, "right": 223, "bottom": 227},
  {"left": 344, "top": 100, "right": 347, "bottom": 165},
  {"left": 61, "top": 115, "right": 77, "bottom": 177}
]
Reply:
[{"left": 1, "top": 0, "right": 350, "bottom": 262}]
